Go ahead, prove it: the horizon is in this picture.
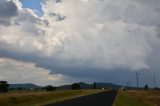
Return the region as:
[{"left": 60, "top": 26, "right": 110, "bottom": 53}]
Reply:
[
  {"left": 0, "top": 0, "right": 160, "bottom": 88},
  {"left": 7, "top": 82, "right": 127, "bottom": 88}
]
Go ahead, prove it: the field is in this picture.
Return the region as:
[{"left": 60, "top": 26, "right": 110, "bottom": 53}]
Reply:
[
  {"left": 0, "top": 89, "right": 101, "bottom": 106},
  {"left": 1, "top": 89, "right": 160, "bottom": 106},
  {"left": 113, "top": 90, "right": 160, "bottom": 106}
]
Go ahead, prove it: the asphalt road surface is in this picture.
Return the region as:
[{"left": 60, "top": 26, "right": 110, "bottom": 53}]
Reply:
[{"left": 45, "top": 90, "right": 117, "bottom": 106}]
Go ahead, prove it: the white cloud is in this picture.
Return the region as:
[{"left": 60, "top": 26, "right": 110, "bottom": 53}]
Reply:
[
  {"left": 40, "top": 0, "right": 160, "bottom": 70},
  {"left": 0, "top": 58, "right": 63, "bottom": 86}
]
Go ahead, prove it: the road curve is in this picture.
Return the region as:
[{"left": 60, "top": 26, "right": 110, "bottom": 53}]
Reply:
[{"left": 44, "top": 90, "right": 117, "bottom": 106}]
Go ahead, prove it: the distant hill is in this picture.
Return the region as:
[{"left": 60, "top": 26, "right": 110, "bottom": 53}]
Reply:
[
  {"left": 9, "top": 83, "right": 41, "bottom": 89},
  {"left": 79, "top": 82, "right": 92, "bottom": 89},
  {"left": 58, "top": 84, "right": 71, "bottom": 90},
  {"left": 95, "top": 82, "right": 121, "bottom": 89},
  {"left": 57, "top": 82, "right": 122, "bottom": 90},
  {"left": 57, "top": 82, "right": 92, "bottom": 90},
  {"left": 9, "top": 82, "right": 122, "bottom": 90}
]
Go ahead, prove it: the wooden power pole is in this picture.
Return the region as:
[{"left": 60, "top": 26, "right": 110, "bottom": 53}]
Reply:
[
  {"left": 154, "top": 72, "right": 156, "bottom": 88},
  {"left": 136, "top": 72, "right": 139, "bottom": 89}
]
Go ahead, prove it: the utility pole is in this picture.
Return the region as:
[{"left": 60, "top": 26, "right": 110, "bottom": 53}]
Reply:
[
  {"left": 154, "top": 72, "right": 156, "bottom": 88},
  {"left": 126, "top": 80, "right": 131, "bottom": 89},
  {"left": 126, "top": 81, "right": 129, "bottom": 88},
  {"left": 93, "top": 82, "right": 97, "bottom": 89},
  {"left": 136, "top": 72, "right": 139, "bottom": 89},
  {"left": 128, "top": 80, "right": 131, "bottom": 88}
]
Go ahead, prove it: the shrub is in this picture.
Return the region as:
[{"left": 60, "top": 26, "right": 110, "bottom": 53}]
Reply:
[
  {"left": 144, "top": 84, "right": 149, "bottom": 90},
  {"left": 45, "top": 85, "right": 57, "bottom": 91},
  {"left": 0, "top": 81, "right": 9, "bottom": 92},
  {"left": 72, "top": 83, "right": 81, "bottom": 90}
]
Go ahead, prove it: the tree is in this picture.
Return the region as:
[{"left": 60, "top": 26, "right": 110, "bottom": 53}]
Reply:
[
  {"left": 45, "top": 85, "right": 57, "bottom": 91},
  {"left": 0, "top": 81, "right": 9, "bottom": 92},
  {"left": 144, "top": 84, "right": 149, "bottom": 90},
  {"left": 93, "top": 82, "right": 97, "bottom": 89},
  {"left": 72, "top": 83, "right": 81, "bottom": 90}
]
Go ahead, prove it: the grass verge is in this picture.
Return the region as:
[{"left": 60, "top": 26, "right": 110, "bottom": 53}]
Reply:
[
  {"left": 0, "top": 89, "right": 101, "bottom": 106},
  {"left": 113, "top": 90, "right": 148, "bottom": 106}
]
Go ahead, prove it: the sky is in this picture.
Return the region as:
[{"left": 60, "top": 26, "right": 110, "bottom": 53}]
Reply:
[
  {"left": 20, "top": 0, "right": 43, "bottom": 16},
  {"left": 0, "top": 0, "right": 160, "bottom": 87}
]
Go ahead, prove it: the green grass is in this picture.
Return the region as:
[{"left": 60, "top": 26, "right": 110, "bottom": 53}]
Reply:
[
  {"left": 113, "top": 90, "right": 148, "bottom": 106},
  {"left": 0, "top": 89, "right": 101, "bottom": 106}
]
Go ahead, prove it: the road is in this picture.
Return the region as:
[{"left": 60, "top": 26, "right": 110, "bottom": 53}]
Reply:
[{"left": 44, "top": 90, "right": 117, "bottom": 106}]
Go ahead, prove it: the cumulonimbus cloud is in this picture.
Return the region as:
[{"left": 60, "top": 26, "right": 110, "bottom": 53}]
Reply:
[{"left": 0, "top": 0, "right": 160, "bottom": 79}]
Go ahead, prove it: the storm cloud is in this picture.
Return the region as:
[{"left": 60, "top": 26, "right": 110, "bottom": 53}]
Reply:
[
  {"left": 0, "top": 0, "right": 160, "bottom": 86},
  {"left": 0, "top": 0, "right": 18, "bottom": 26}
]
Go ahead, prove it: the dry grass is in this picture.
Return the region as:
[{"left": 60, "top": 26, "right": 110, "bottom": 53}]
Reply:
[
  {"left": 114, "top": 90, "right": 160, "bottom": 106},
  {"left": 113, "top": 90, "right": 147, "bottom": 106},
  {"left": 0, "top": 89, "right": 101, "bottom": 106},
  {"left": 127, "top": 90, "right": 160, "bottom": 106}
]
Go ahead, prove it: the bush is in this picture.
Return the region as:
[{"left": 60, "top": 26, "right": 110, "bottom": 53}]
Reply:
[
  {"left": 144, "top": 84, "right": 149, "bottom": 90},
  {"left": 154, "top": 87, "right": 160, "bottom": 90},
  {"left": 0, "top": 81, "right": 9, "bottom": 92},
  {"left": 45, "top": 85, "right": 57, "bottom": 91},
  {"left": 72, "top": 83, "right": 81, "bottom": 90}
]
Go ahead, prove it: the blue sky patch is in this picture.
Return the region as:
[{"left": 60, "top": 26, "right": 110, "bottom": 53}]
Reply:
[{"left": 20, "top": 0, "right": 43, "bottom": 16}]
